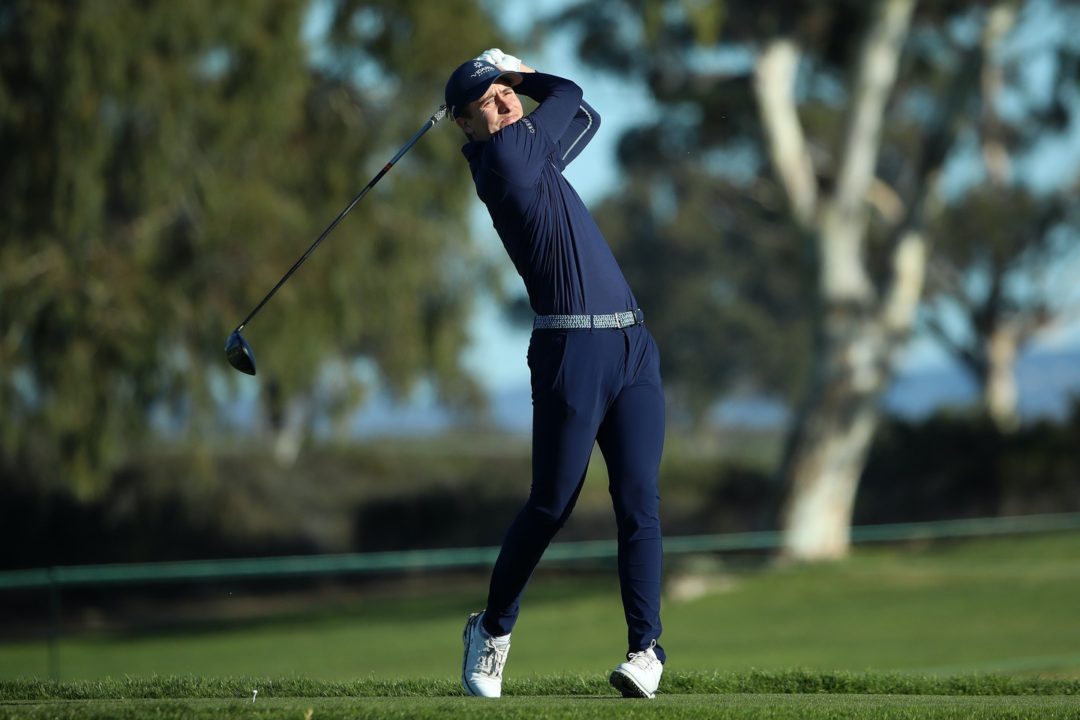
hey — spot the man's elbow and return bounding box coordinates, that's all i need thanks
[578,101,600,135]
[557,78,584,106]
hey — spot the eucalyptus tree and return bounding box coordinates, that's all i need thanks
[556,0,1056,559]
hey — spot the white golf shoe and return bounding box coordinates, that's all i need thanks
[609,641,663,699]
[461,611,511,698]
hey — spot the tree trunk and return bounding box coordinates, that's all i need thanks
[780,230,927,560]
[983,323,1021,431]
[976,1,1022,432]
[780,315,887,559]
[264,379,309,467]
[764,0,917,561]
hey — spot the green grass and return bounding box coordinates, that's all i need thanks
[2,672,1078,699]
[2,532,1080,717]
[3,531,1078,681]
[1,675,1078,719]
[4,695,1079,720]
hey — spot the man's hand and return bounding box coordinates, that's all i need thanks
[476,48,535,73]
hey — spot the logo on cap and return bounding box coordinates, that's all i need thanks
[469,61,497,79]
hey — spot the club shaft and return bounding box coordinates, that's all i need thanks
[233,105,448,333]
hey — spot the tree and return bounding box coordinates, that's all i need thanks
[919,0,1080,430]
[924,188,1075,430]
[557,0,1068,559]
[757,0,924,561]
[0,0,503,498]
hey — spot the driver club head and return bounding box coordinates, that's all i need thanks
[225,330,257,375]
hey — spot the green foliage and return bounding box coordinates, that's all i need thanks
[10,408,1080,568]
[922,186,1077,384]
[901,3,1080,417]
[858,408,1080,523]
[1,434,781,566]
[0,1,504,498]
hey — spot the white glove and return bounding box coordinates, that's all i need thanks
[475,48,522,72]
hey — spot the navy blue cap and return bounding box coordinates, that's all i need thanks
[445,59,522,119]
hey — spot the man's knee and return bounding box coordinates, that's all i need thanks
[614,508,661,542]
[520,497,572,533]
[610,480,660,516]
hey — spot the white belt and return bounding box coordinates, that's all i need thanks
[533,309,645,330]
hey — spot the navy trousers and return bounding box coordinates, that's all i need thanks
[482,323,666,663]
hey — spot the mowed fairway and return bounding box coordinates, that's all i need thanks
[1,532,1079,718]
[1,695,1079,720]
[2,676,1079,719]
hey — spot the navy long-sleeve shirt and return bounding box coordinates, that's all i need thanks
[462,72,638,316]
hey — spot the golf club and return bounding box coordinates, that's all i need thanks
[225,104,449,375]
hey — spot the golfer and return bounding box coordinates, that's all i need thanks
[446,49,666,699]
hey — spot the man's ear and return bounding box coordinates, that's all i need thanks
[455,116,473,138]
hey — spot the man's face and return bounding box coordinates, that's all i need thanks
[457,81,523,142]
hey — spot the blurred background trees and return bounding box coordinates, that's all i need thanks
[919,1,1080,432]
[555,0,1080,558]
[0,0,502,499]
[1,0,1078,569]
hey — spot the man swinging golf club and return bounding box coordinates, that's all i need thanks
[447,49,667,699]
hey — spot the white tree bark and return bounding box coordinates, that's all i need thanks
[756,0,918,562]
[984,323,1021,431]
[272,400,308,467]
[754,39,818,230]
[980,2,1017,187]
[882,229,930,337]
[978,1,1022,431]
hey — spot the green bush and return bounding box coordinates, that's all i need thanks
[856,408,1080,524]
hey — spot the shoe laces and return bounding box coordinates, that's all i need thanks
[476,637,509,678]
[626,640,659,671]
